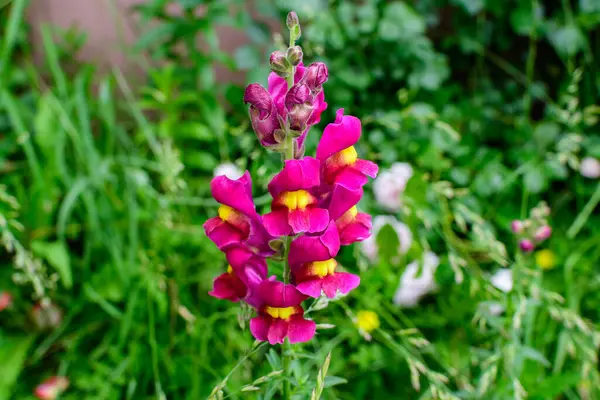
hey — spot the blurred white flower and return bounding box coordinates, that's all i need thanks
[373,162,413,211]
[213,163,244,180]
[393,252,439,307]
[360,215,412,262]
[490,269,513,293]
[479,301,505,316]
[580,157,600,179]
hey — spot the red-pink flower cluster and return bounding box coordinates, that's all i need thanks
[203,18,377,345]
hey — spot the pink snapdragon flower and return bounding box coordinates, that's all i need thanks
[289,224,360,298]
[209,247,267,307]
[206,12,378,348]
[250,280,316,344]
[263,157,329,236]
[203,172,273,256]
[316,109,378,190]
[0,291,12,311]
[323,183,372,245]
[34,376,69,400]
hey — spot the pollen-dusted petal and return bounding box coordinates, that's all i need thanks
[288,315,316,343]
[309,259,337,277]
[268,157,321,198]
[276,190,316,210]
[250,315,270,342]
[263,210,293,237]
[264,306,297,319]
[316,109,361,161]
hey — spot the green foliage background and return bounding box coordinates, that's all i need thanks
[1,0,599,398]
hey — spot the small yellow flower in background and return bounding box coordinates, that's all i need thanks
[535,249,556,270]
[356,310,380,333]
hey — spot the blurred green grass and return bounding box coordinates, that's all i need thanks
[1,0,600,399]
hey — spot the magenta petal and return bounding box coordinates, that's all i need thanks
[209,273,246,302]
[268,157,321,198]
[246,218,276,257]
[257,280,306,307]
[211,172,258,218]
[326,272,360,298]
[334,167,370,191]
[289,224,340,266]
[288,209,311,234]
[268,318,289,344]
[204,217,244,249]
[263,210,292,237]
[250,316,270,342]
[308,208,329,233]
[354,159,379,179]
[225,245,254,269]
[316,109,361,161]
[288,316,316,343]
[339,213,372,245]
[295,280,324,298]
[327,184,363,220]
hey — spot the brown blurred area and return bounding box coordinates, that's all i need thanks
[26,0,274,84]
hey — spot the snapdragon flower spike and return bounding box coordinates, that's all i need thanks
[316,109,378,190]
[203,172,273,256]
[209,248,267,307]
[250,279,316,344]
[289,224,360,298]
[324,183,372,245]
[263,157,329,236]
[244,84,282,147]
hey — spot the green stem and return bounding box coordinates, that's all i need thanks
[281,39,296,400]
[567,182,600,239]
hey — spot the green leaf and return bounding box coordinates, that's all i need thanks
[378,2,424,41]
[529,372,581,398]
[523,164,548,194]
[323,376,348,388]
[31,240,72,289]
[533,122,560,148]
[376,224,400,262]
[547,24,586,58]
[0,335,35,400]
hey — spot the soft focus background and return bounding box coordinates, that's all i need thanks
[1,0,600,399]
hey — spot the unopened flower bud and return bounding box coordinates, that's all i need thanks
[285,84,314,132]
[286,45,303,66]
[519,239,535,253]
[534,225,552,242]
[244,84,280,147]
[286,11,301,40]
[511,220,524,234]
[302,62,328,93]
[269,50,291,78]
[31,302,63,330]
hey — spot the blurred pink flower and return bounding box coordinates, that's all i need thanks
[34,376,69,400]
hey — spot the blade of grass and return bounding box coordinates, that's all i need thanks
[0,0,28,82]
